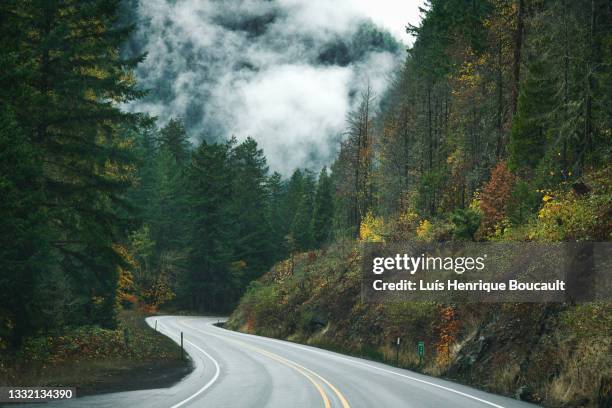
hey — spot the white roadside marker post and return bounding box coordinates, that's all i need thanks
[396,337,401,367]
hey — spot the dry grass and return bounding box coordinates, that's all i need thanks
[492,363,521,395]
[547,336,611,407]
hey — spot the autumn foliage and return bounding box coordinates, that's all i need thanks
[359,211,385,242]
[435,306,460,367]
[479,161,515,235]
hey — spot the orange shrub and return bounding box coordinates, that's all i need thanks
[479,161,515,235]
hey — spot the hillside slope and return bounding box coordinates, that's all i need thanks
[227,243,610,407]
[227,169,612,408]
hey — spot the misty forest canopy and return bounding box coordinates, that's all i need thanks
[1,0,611,357]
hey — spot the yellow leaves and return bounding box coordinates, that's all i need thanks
[537,194,556,219]
[118,269,135,292]
[390,206,420,240]
[359,211,385,242]
[469,191,482,212]
[537,207,547,220]
[113,243,139,270]
[490,217,512,241]
[114,243,137,305]
[416,219,432,240]
[80,66,108,80]
[104,158,137,184]
[273,259,293,284]
[83,89,97,101]
[538,195,566,221]
[530,184,606,241]
[142,273,175,308]
[534,196,569,241]
[92,296,105,305]
[457,70,481,88]
[383,123,398,138]
[399,210,419,226]
[454,50,486,89]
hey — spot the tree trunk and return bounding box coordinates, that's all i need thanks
[511,0,525,115]
[496,34,504,158]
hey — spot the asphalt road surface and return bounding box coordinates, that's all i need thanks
[25,316,539,407]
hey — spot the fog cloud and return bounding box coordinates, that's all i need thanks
[125,0,404,174]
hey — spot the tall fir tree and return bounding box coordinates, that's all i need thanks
[266,172,289,261]
[158,118,191,165]
[291,170,316,250]
[0,0,144,333]
[183,141,236,311]
[230,137,273,282]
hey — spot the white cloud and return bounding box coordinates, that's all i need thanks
[232,64,352,175]
[350,0,425,45]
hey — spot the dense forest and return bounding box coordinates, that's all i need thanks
[0,1,610,404]
[330,0,611,237]
[125,121,336,313]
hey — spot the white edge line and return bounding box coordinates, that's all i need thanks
[152,319,221,408]
[203,320,505,408]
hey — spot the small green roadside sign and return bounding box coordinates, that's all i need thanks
[418,341,425,357]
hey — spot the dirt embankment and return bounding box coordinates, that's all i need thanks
[227,243,611,408]
[0,310,192,397]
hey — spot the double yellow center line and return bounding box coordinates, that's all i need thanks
[180,321,350,408]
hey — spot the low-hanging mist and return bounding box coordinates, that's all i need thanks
[123,0,403,175]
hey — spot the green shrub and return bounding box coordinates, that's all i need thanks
[450,208,481,240]
[507,180,541,225]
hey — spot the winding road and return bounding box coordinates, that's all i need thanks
[35,316,538,407]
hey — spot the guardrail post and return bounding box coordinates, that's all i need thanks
[181,331,184,361]
[155,320,157,331]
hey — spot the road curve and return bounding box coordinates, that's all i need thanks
[31,316,539,407]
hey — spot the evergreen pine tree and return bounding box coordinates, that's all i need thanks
[291,170,316,250]
[508,60,555,175]
[158,118,191,165]
[266,172,289,261]
[230,137,273,282]
[183,141,236,311]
